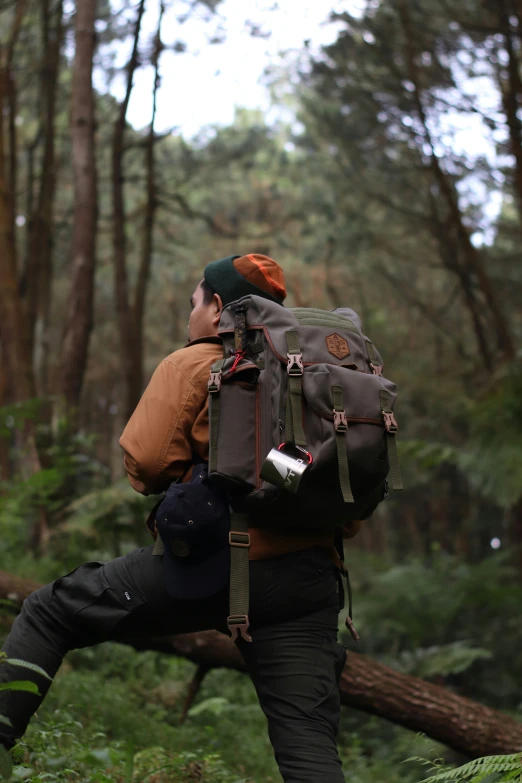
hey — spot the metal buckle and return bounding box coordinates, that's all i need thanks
[208,370,222,393]
[382,411,398,433]
[333,410,348,433]
[229,531,250,548]
[287,352,304,376]
[370,362,383,377]
[227,614,252,642]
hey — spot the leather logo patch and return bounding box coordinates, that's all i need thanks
[326,333,350,360]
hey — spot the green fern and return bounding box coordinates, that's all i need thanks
[407,752,522,783]
[0,657,53,781]
[0,745,12,781]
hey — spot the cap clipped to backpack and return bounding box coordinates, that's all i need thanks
[155,465,230,601]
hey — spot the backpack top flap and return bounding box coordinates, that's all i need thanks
[217,295,381,374]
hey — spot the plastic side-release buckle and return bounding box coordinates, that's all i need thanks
[208,370,222,394]
[382,411,398,433]
[333,410,348,433]
[370,363,383,377]
[287,352,304,376]
[228,614,252,642]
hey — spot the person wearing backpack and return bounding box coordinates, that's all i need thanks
[0,254,401,782]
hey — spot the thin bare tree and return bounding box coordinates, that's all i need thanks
[112,0,147,422]
[60,0,98,410]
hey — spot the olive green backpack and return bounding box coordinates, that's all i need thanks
[207,295,403,641]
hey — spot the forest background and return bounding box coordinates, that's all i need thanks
[0,0,522,781]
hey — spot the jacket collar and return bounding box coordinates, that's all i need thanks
[185,335,223,348]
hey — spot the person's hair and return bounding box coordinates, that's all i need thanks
[200,277,216,305]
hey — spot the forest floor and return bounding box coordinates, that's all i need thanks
[0,635,442,783]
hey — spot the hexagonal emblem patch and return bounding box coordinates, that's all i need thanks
[326,333,350,360]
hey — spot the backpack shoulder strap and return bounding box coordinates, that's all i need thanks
[228,512,252,643]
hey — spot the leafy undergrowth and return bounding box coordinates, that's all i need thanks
[0,641,434,783]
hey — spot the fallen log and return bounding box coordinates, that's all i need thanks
[1,569,521,758]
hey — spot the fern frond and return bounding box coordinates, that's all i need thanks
[419,753,522,783]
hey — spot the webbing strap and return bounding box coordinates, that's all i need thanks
[366,339,382,375]
[334,529,359,641]
[284,392,293,443]
[285,331,307,447]
[332,385,354,503]
[209,359,225,474]
[152,535,164,555]
[286,330,300,354]
[228,512,252,642]
[379,390,403,491]
[343,569,359,641]
[387,437,403,490]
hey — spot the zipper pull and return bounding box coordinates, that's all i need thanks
[346,616,360,642]
[230,350,246,373]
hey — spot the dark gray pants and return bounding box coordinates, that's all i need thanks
[0,546,346,782]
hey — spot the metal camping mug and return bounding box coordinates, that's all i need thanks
[260,444,313,494]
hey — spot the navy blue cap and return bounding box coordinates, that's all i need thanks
[155,464,230,600]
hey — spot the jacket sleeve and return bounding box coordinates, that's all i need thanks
[119,357,205,495]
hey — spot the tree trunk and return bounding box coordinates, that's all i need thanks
[112,0,146,422]
[0,2,34,405]
[0,4,46,545]
[323,238,344,309]
[398,0,515,364]
[132,2,164,403]
[60,0,98,411]
[508,496,522,578]
[1,570,521,759]
[0,342,11,483]
[26,0,64,392]
[489,1,522,227]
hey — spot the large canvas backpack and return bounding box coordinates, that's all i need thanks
[207,295,403,640]
[208,295,402,528]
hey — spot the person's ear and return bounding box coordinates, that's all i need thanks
[211,293,223,326]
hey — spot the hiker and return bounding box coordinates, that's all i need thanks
[0,254,396,782]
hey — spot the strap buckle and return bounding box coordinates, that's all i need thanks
[333,410,348,433]
[229,531,250,548]
[382,411,398,433]
[208,370,222,394]
[228,614,252,642]
[370,363,383,377]
[287,352,304,376]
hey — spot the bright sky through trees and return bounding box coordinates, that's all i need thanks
[103,0,349,136]
[96,0,505,240]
